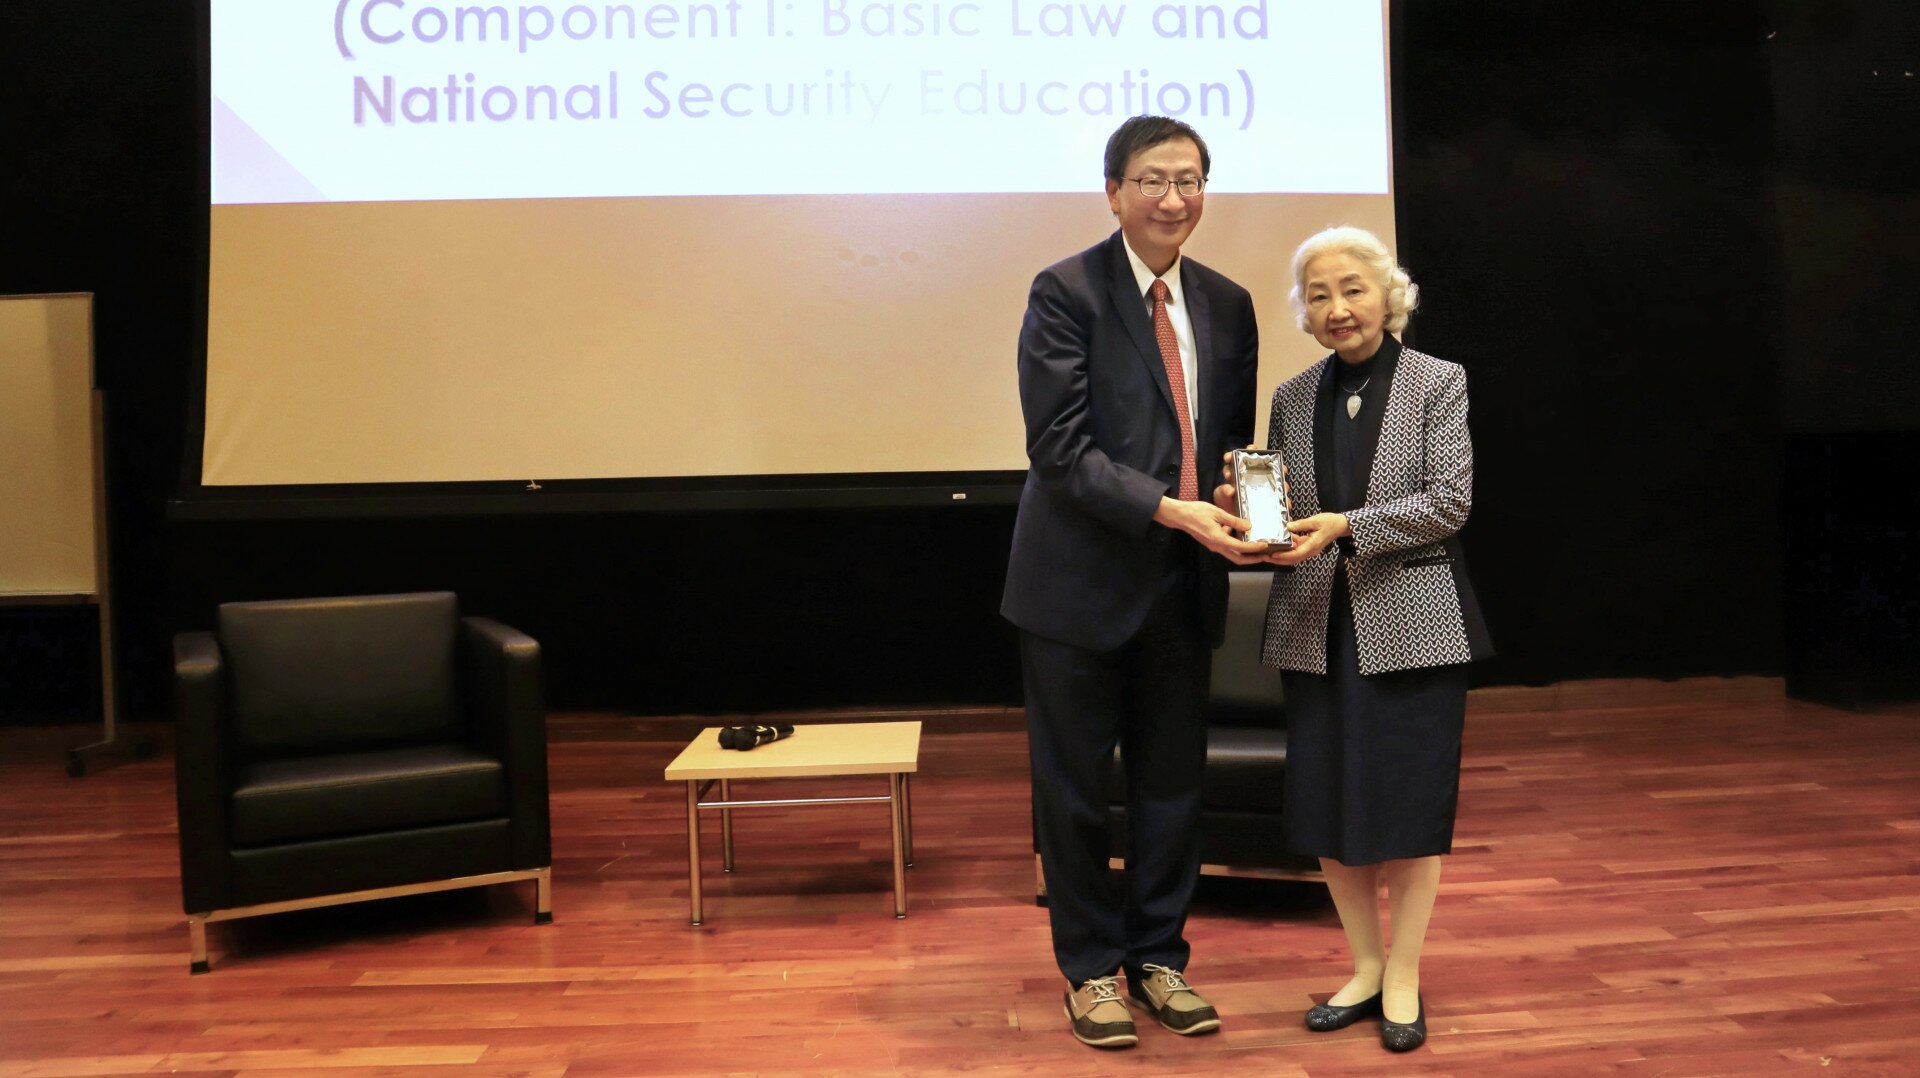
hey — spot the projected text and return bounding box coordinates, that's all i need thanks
[213,0,1390,201]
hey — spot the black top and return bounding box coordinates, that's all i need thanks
[1320,335,1401,514]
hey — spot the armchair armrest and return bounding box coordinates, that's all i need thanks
[460,616,550,867]
[174,631,231,913]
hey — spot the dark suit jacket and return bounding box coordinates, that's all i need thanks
[1001,230,1260,651]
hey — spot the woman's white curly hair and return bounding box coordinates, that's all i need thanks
[1287,226,1419,334]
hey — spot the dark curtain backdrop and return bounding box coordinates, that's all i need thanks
[3,4,203,721]
[1766,2,1920,704]
[1392,3,1783,681]
[3,2,1914,720]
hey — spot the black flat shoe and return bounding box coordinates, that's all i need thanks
[1304,990,1382,1032]
[1380,995,1426,1052]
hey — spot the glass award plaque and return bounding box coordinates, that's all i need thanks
[1232,448,1293,548]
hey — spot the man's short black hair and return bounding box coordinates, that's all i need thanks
[1103,116,1211,183]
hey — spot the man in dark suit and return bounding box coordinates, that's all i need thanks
[1002,115,1267,1049]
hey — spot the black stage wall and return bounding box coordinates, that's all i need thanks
[1768,3,1920,706]
[1394,3,1782,683]
[3,2,1914,721]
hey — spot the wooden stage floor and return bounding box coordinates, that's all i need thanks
[1,678,1916,1076]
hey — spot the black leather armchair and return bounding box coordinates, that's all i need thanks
[174,591,552,972]
[1037,571,1318,902]
[1128,570,1319,879]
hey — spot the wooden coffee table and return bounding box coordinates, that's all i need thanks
[663,721,921,925]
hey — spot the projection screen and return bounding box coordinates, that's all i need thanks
[204,0,1395,487]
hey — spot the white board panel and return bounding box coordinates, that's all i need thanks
[0,294,99,597]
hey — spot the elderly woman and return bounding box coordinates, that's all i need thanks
[1220,226,1490,1052]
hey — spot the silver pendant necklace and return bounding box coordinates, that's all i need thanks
[1339,374,1372,419]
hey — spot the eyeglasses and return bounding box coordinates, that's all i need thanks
[1124,176,1206,198]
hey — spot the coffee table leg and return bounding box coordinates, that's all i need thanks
[889,772,908,918]
[903,773,914,868]
[720,778,735,873]
[685,780,704,926]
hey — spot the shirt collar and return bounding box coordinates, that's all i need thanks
[1120,235,1186,308]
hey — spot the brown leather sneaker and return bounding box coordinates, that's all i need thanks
[1063,975,1139,1048]
[1127,964,1222,1035]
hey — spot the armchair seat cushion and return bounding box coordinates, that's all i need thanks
[1197,726,1288,812]
[231,743,505,848]
[1108,726,1288,814]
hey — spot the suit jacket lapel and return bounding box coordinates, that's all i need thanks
[1104,233,1176,416]
[1182,259,1215,449]
[1355,336,1402,500]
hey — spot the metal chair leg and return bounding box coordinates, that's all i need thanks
[188,916,210,974]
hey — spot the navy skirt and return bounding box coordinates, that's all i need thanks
[1281,563,1469,866]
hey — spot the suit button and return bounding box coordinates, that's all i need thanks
[1164,467,1177,476]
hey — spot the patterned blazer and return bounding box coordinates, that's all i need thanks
[1261,340,1492,675]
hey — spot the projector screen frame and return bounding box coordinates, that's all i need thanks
[176,0,1410,520]
[167,471,1023,520]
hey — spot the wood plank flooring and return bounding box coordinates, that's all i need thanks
[1,679,1916,1076]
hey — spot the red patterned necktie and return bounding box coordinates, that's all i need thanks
[1149,278,1198,501]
